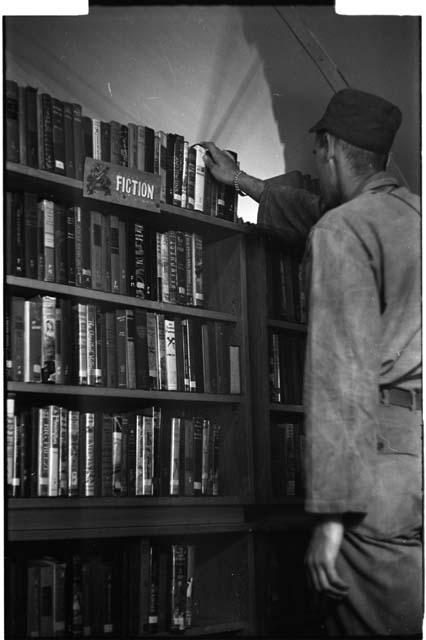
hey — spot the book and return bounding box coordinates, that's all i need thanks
[170,545,187,631]
[11,192,25,277]
[86,303,97,386]
[41,295,56,383]
[10,296,25,382]
[38,199,55,282]
[58,407,68,496]
[79,412,96,497]
[54,203,67,284]
[100,120,111,162]
[148,545,160,632]
[63,101,75,178]
[167,230,178,305]
[47,405,60,496]
[110,120,121,165]
[18,85,27,165]
[90,210,104,291]
[169,417,182,495]
[37,407,50,496]
[24,296,42,383]
[66,206,76,286]
[147,312,159,390]
[144,126,155,173]
[73,303,88,385]
[105,311,117,388]
[192,417,203,495]
[112,415,123,496]
[23,192,38,280]
[52,98,65,174]
[68,410,80,496]
[165,319,177,391]
[82,115,93,161]
[186,146,196,210]
[26,563,41,637]
[176,231,187,305]
[37,93,45,170]
[185,545,195,628]
[118,218,127,294]
[193,144,206,212]
[173,134,184,206]
[128,539,150,636]
[135,309,149,390]
[128,122,138,168]
[181,140,189,209]
[72,103,84,180]
[25,86,38,168]
[166,133,176,205]
[92,118,102,160]
[120,124,128,166]
[136,125,146,172]
[5,79,20,162]
[183,418,194,496]
[6,396,16,497]
[192,233,204,307]
[109,215,120,293]
[134,222,146,298]
[156,314,167,390]
[80,207,92,288]
[184,232,193,305]
[201,418,211,495]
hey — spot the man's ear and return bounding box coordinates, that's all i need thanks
[324,132,336,161]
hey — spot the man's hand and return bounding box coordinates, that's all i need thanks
[199,141,237,185]
[305,516,349,600]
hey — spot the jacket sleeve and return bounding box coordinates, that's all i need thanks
[303,220,381,515]
[257,176,323,242]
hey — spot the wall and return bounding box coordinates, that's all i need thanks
[5,6,420,222]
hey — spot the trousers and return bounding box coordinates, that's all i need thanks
[325,405,423,636]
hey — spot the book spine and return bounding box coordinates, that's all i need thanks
[192,233,204,307]
[80,412,96,497]
[23,192,38,280]
[156,314,167,390]
[184,233,193,306]
[5,79,20,162]
[95,307,105,386]
[115,310,127,388]
[25,296,42,383]
[100,121,111,162]
[173,134,184,206]
[110,120,121,164]
[176,231,187,305]
[37,407,50,496]
[156,231,162,301]
[103,211,111,293]
[160,232,170,303]
[159,131,167,203]
[120,414,129,496]
[142,415,154,496]
[80,208,92,288]
[11,193,25,277]
[47,405,60,496]
[166,133,176,205]
[192,418,203,495]
[40,199,55,282]
[120,124,128,166]
[201,419,211,495]
[211,423,221,496]
[118,219,127,295]
[72,103,84,180]
[74,303,88,385]
[167,230,178,305]
[86,303,97,386]
[165,319,177,391]
[105,311,117,388]
[66,206,76,286]
[68,410,80,496]
[135,309,149,390]
[92,118,102,160]
[135,222,146,298]
[27,564,41,638]
[170,545,187,631]
[147,312,159,390]
[25,86,38,168]
[181,319,190,392]
[201,323,212,393]
[82,115,93,160]
[41,295,56,383]
[135,414,143,496]
[144,126,155,172]
[181,140,189,209]
[18,85,27,165]
[125,309,137,389]
[127,414,136,496]
[52,98,65,174]
[90,210,104,291]
[37,94,45,170]
[63,101,75,178]
[183,418,194,496]
[6,397,16,496]
[40,93,52,171]
[136,125,146,171]
[187,146,196,210]
[193,144,205,212]
[127,221,136,297]
[128,122,138,168]
[109,215,120,293]
[185,545,195,628]
[112,415,123,495]
[169,418,181,496]
[153,407,161,496]
[58,407,68,496]
[74,205,83,287]
[54,203,67,284]
[148,544,160,631]
[99,414,113,497]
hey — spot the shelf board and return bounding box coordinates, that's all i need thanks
[8,499,251,541]
[7,382,242,403]
[6,276,238,323]
[6,162,250,234]
[267,319,307,332]
[269,403,304,413]
[161,621,246,637]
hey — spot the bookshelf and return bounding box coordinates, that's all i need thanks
[5,154,257,637]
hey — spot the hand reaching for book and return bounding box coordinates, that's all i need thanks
[199,142,237,185]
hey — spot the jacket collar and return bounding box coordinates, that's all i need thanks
[351,171,400,199]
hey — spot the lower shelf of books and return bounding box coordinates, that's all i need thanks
[6,532,253,638]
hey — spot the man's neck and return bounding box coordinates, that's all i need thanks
[342,169,378,202]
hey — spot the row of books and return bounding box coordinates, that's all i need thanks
[269,331,305,404]
[7,191,204,305]
[5,80,238,219]
[7,296,240,393]
[19,542,194,637]
[268,251,306,323]
[7,399,221,498]
[270,422,305,497]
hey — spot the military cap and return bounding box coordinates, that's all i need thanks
[309,88,402,154]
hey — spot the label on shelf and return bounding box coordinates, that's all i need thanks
[83,158,160,211]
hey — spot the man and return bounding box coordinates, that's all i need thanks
[202,88,422,636]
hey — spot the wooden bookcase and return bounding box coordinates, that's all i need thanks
[245,231,324,637]
[5,161,257,638]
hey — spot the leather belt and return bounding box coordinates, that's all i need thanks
[379,387,422,411]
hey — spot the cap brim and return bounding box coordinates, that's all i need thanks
[309,118,326,133]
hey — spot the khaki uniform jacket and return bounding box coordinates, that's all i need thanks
[258,172,421,534]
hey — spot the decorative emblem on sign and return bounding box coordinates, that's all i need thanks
[83,157,161,211]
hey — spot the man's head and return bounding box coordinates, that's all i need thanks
[310,88,402,209]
